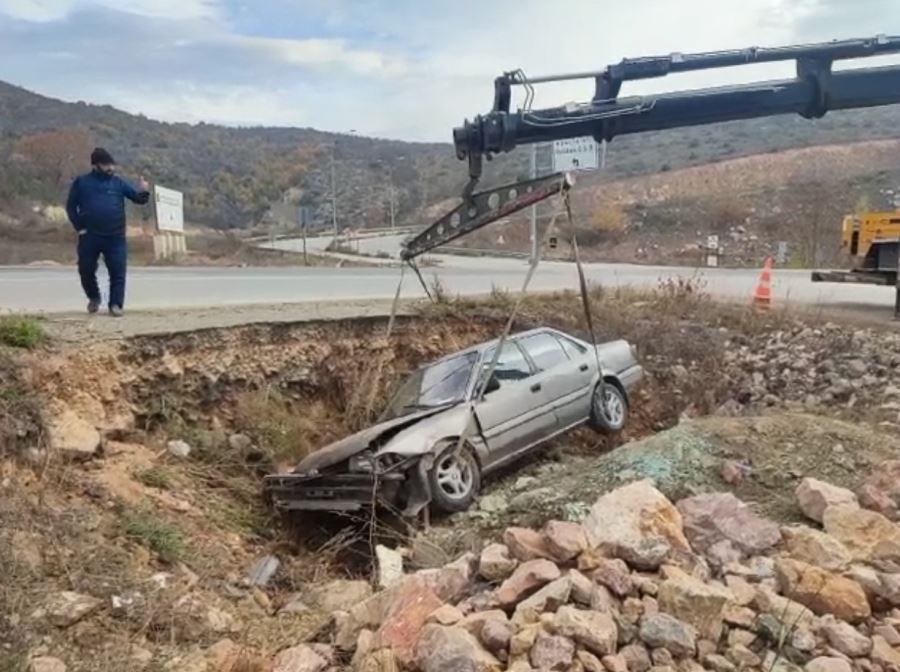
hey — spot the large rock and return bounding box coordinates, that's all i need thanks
[376,545,405,589]
[530,631,575,671]
[373,578,445,667]
[858,461,900,521]
[753,586,816,630]
[657,573,732,641]
[774,559,870,624]
[591,558,634,598]
[620,644,652,672]
[553,606,617,656]
[479,544,517,582]
[504,528,553,562]
[781,526,852,572]
[45,405,100,460]
[334,588,398,651]
[677,493,780,565]
[819,616,872,657]
[796,479,858,523]
[823,505,900,570]
[805,658,852,672]
[512,576,571,626]
[29,658,67,672]
[870,635,900,669]
[638,614,697,658]
[583,480,690,570]
[170,595,239,641]
[308,579,373,613]
[495,559,560,607]
[271,645,329,672]
[480,618,514,655]
[43,591,102,627]
[416,625,500,672]
[542,521,588,563]
[420,553,476,603]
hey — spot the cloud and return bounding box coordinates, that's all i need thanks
[0,0,221,21]
[1,0,899,141]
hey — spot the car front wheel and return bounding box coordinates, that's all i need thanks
[589,381,628,434]
[428,442,481,514]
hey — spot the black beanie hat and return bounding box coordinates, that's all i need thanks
[90,147,115,166]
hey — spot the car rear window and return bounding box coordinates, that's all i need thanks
[482,341,532,381]
[519,332,570,371]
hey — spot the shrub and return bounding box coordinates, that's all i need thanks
[0,316,46,349]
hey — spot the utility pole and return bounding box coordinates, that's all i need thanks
[388,164,396,230]
[330,145,338,243]
[529,143,538,264]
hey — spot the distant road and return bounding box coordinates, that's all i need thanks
[1,258,898,323]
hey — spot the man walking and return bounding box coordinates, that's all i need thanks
[66,147,150,316]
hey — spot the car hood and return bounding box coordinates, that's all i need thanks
[292,405,453,474]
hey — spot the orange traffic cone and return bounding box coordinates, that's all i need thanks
[753,256,773,309]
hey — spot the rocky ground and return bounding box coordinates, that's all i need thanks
[317,472,900,672]
[4,289,900,671]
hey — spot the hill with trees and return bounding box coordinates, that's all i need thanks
[3,79,900,243]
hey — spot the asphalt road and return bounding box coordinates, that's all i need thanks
[1,257,897,319]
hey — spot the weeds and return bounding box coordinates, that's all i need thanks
[429,274,448,303]
[232,387,325,464]
[135,466,173,490]
[123,510,185,564]
[0,316,46,349]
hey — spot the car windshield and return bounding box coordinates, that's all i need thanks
[381,351,478,420]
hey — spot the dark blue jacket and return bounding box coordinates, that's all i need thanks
[66,170,150,237]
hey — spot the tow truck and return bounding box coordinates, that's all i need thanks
[399,34,900,315]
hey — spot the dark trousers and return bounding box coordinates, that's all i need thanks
[77,233,127,309]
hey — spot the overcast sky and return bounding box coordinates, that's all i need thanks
[0,0,897,141]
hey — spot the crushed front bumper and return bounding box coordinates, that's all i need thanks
[263,471,405,512]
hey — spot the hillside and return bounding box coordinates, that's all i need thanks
[3,79,900,239]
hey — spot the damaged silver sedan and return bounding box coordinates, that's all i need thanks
[263,327,642,517]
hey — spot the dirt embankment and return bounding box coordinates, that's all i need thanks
[4,289,900,670]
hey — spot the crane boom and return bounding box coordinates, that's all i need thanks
[401,34,900,261]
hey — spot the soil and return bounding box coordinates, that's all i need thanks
[4,288,900,669]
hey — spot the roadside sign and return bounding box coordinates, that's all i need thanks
[552,137,600,172]
[154,185,184,233]
[706,234,720,267]
[776,241,788,264]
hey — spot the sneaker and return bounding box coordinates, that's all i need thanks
[87,299,100,314]
[109,305,124,317]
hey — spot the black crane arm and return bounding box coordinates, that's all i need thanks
[401,34,900,261]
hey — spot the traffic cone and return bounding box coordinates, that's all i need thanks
[753,256,773,309]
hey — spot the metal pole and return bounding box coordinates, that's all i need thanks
[331,146,338,242]
[529,143,538,263]
[389,177,396,231]
[299,206,308,266]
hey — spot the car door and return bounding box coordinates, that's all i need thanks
[472,339,558,465]
[519,331,597,428]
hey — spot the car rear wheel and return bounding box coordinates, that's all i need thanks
[589,381,628,434]
[428,443,481,514]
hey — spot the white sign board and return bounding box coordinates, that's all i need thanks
[154,185,184,233]
[552,137,600,172]
[706,235,719,250]
[776,241,788,264]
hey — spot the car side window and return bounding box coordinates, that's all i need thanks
[557,335,587,359]
[519,332,570,371]
[482,341,532,383]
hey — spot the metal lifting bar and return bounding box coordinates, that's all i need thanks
[403,34,900,261]
[462,34,900,180]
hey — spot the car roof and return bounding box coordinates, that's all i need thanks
[428,326,585,366]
